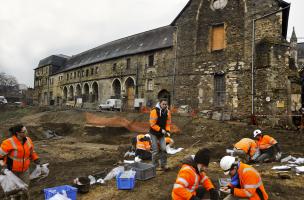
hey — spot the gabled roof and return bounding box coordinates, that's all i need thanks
[53,26,174,74]
[171,0,191,25]
[36,54,69,69]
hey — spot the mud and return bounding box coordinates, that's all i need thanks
[0,107,303,199]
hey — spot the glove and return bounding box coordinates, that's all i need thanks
[166,132,171,137]
[275,152,282,161]
[161,129,166,134]
[34,159,41,165]
[209,189,220,200]
[220,187,231,194]
[190,196,200,200]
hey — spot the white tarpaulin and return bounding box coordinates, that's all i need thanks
[166,146,184,155]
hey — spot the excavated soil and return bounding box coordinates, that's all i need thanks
[0,107,303,199]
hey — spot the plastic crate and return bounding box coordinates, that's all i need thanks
[126,162,156,180]
[116,171,136,190]
[44,185,77,200]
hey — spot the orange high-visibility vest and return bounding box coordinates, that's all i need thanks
[256,135,277,150]
[165,137,174,145]
[149,108,171,133]
[232,162,268,200]
[136,135,151,151]
[172,164,214,200]
[234,138,258,157]
[0,136,39,172]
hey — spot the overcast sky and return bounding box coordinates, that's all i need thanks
[0,0,302,87]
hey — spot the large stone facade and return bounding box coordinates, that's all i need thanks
[34,0,300,126]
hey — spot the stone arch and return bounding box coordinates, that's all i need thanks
[63,87,68,101]
[68,85,74,101]
[75,84,81,98]
[112,79,121,99]
[124,77,135,109]
[158,89,171,106]
[83,83,90,102]
[92,81,99,102]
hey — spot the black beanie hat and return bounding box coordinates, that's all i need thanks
[194,148,211,166]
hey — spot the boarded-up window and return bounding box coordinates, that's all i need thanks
[214,74,226,107]
[211,24,225,51]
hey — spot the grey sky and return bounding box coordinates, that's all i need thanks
[0,0,302,87]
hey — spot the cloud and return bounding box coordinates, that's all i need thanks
[0,0,303,87]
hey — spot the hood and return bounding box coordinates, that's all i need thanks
[155,102,168,117]
[181,155,199,173]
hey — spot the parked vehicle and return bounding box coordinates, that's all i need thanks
[0,96,8,104]
[99,99,121,111]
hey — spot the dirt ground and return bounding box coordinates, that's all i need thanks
[0,106,303,200]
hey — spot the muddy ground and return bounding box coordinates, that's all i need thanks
[0,106,303,200]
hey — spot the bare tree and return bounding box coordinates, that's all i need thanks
[0,72,18,96]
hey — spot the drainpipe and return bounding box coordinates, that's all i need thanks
[172,26,178,107]
[251,5,290,117]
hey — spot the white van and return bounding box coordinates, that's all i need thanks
[0,96,8,104]
[99,99,121,111]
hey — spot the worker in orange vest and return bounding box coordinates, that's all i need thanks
[131,134,152,160]
[220,156,268,200]
[253,129,281,163]
[149,98,171,171]
[165,136,174,147]
[0,124,40,199]
[233,138,260,163]
[172,148,219,200]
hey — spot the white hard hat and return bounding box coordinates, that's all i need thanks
[220,156,236,175]
[144,134,151,139]
[253,129,262,138]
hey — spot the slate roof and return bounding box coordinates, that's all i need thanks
[37,26,175,74]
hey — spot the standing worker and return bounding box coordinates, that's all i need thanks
[253,129,281,162]
[233,138,260,163]
[219,156,268,200]
[0,124,40,199]
[149,98,171,171]
[172,148,219,200]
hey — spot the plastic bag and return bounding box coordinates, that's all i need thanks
[103,166,124,181]
[49,190,71,200]
[30,163,49,180]
[30,165,42,180]
[0,169,28,193]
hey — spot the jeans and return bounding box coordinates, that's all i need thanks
[149,133,167,167]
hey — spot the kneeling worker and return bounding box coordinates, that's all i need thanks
[219,156,268,200]
[172,148,219,200]
[253,129,281,163]
[132,134,152,160]
[233,138,259,163]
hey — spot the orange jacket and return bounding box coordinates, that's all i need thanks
[231,162,268,200]
[165,137,174,145]
[0,136,39,172]
[256,135,277,150]
[172,164,214,200]
[136,135,151,151]
[149,107,171,133]
[234,138,258,158]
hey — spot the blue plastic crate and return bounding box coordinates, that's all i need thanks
[116,171,136,190]
[44,185,77,200]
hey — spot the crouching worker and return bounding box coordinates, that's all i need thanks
[0,124,40,200]
[165,136,174,148]
[172,148,219,200]
[253,129,282,163]
[131,134,152,160]
[219,156,268,200]
[233,138,260,163]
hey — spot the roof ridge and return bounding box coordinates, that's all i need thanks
[70,25,173,58]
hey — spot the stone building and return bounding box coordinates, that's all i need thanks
[34,0,300,126]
